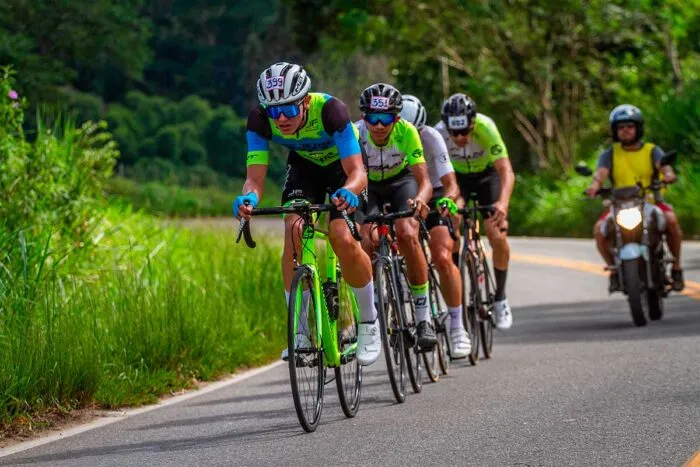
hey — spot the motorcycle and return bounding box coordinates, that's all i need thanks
[575,151,677,326]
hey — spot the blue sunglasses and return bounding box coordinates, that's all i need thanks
[364,113,396,126]
[266,101,303,120]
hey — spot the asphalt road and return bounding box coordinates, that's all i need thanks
[2,238,699,467]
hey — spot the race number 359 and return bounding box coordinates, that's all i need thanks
[266,77,285,91]
[370,96,390,110]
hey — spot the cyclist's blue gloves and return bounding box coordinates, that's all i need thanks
[233,192,259,218]
[331,188,359,209]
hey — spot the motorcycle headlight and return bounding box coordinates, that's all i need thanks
[616,207,642,230]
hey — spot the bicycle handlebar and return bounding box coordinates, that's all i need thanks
[236,202,362,248]
[363,208,416,224]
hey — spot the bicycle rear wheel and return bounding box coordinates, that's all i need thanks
[479,251,494,359]
[376,258,407,403]
[398,264,423,394]
[288,266,324,432]
[334,271,362,418]
[461,249,480,366]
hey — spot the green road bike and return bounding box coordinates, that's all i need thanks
[237,200,363,432]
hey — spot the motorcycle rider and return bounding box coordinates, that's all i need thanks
[586,104,684,292]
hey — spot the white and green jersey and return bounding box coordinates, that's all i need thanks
[435,113,508,175]
[420,125,454,189]
[355,118,426,182]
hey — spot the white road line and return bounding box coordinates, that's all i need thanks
[0,361,284,458]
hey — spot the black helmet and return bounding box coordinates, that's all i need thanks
[359,83,403,114]
[441,93,477,130]
[609,104,644,141]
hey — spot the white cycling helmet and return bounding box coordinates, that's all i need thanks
[400,94,427,130]
[256,62,311,106]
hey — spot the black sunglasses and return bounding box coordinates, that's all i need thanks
[448,128,471,137]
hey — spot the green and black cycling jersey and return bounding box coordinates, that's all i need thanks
[246,92,361,167]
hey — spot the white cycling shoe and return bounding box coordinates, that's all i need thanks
[494,298,513,330]
[281,333,313,361]
[450,327,471,358]
[356,319,381,366]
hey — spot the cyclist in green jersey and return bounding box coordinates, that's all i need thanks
[234,62,381,366]
[436,94,515,330]
[356,83,436,348]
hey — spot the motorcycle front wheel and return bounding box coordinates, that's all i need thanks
[622,259,647,327]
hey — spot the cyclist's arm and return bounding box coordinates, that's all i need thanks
[405,124,432,203]
[494,158,515,209]
[324,98,368,194]
[410,162,433,204]
[242,164,268,201]
[243,107,273,200]
[478,116,513,209]
[440,172,460,201]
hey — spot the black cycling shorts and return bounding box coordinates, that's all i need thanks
[281,151,367,223]
[366,174,418,218]
[456,169,501,219]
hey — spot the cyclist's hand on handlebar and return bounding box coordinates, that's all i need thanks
[331,187,359,214]
[437,197,458,217]
[233,192,258,220]
[408,198,429,219]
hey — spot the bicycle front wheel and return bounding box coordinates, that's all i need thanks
[398,263,423,394]
[479,251,494,359]
[423,276,443,382]
[461,249,480,366]
[288,266,324,432]
[335,270,362,418]
[376,258,407,403]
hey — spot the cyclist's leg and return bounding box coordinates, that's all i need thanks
[427,191,470,356]
[360,184,383,257]
[326,161,379,365]
[478,172,513,329]
[392,175,434,346]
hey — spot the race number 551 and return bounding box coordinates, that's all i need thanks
[370,96,390,110]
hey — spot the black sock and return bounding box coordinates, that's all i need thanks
[452,252,460,267]
[494,268,507,301]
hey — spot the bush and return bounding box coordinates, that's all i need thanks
[0,68,118,239]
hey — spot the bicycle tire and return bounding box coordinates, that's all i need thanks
[423,275,444,381]
[376,258,407,403]
[479,249,494,359]
[461,248,480,366]
[433,277,451,375]
[398,263,423,394]
[334,270,362,418]
[288,266,325,432]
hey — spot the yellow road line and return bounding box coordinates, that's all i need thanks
[510,253,700,301]
[684,450,700,467]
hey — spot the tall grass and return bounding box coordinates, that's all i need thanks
[105,176,283,217]
[0,208,285,424]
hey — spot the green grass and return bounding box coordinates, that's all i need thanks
[0,206,286,428]
[105,176,284,217]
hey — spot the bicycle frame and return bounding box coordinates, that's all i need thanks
[292,219,359,368]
